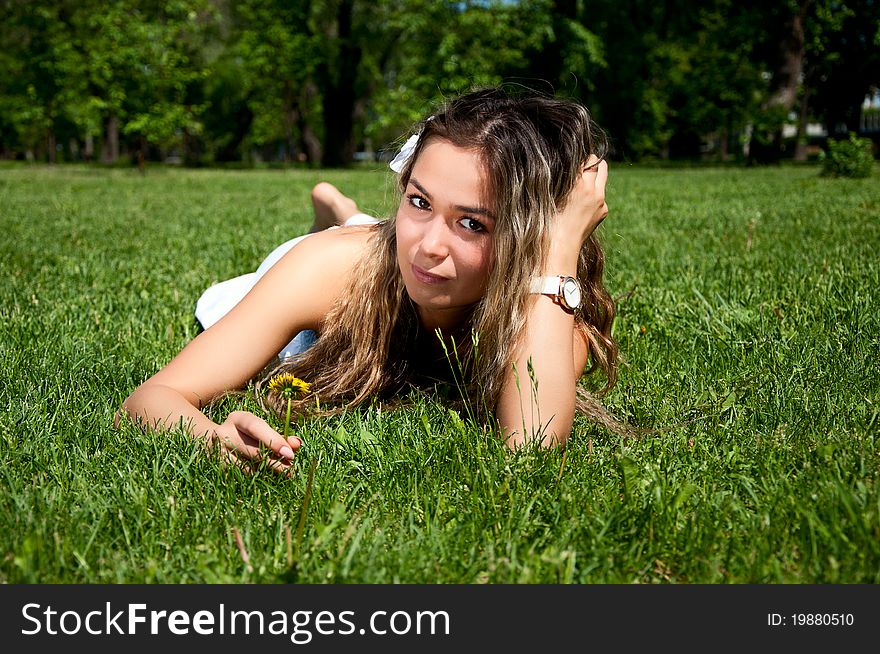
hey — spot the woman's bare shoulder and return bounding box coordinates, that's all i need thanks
[252,224,378,321]
[291,224,377,263]
[272,225,376,286]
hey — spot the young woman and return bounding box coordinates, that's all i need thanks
[120,87,619,474]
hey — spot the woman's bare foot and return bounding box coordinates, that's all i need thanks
[309,182,360,233]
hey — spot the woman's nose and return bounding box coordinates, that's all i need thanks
[419,216,450,259]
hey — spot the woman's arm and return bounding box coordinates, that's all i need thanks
[496,160,609,448]
[119,227,372,471]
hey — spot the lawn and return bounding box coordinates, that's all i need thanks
[1,162,878,583]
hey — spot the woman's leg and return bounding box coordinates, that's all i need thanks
[309,182,361,233]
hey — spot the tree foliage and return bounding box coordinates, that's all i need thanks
[0,0,876,164]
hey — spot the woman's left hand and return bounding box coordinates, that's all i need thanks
[549,157,608,261]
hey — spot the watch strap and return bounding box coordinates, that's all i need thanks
[529,276,562,295]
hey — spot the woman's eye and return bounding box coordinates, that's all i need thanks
[459,217,485,233]
[407,194,430,211]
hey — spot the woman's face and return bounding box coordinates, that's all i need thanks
[396,138,496,331]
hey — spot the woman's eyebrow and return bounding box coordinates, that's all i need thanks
[409,176,494,218]
[409,177,431,199]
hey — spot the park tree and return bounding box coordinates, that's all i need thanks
[64,1,148,163]
[740,0,817,163]
[513,0,605,98]
[0,0,212,164]
[663,2,766,160]
[0,0,87,162]
[744,0,879,162]
[113,1,213,168]
[228,0,555,167]
[230,0,323,163]
[572,0,764,160]
[228,0,409,166]
[804,0,880,141]
[313,0,376,167]
[365,0,556,156]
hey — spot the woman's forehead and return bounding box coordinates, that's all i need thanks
[410,139,494,212]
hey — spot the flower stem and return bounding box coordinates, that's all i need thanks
[284,397,292,439]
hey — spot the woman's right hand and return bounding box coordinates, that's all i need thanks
[212,410,303,474]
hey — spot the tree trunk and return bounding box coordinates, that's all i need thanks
[283,81,296,163]
[215,102,253,162]
[182,128,199,166]
[138,136,146,175]
[297,80,323,164]
[84,133,94,161]
[47,126,56,164]
[757,0,811,163]
[544,0,577,88]
[765,6,808,111]
[321,77,359,167]
[321,0,360,168]
[101,115,119,163]
[794,86,810,161]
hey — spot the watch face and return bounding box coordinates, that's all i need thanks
[562,278,581,309]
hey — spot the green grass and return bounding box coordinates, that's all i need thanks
[1,162,878,583]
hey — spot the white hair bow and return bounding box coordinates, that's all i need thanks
[389,133,420,173]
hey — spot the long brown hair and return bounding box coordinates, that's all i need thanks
[263,88,624,433]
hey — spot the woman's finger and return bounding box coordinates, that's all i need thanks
[263,457,295,476]
[230,411,301,460]
[595,159,608,192]
[218,434,261,460]
[220,445,293,477]
[584,154,602,171]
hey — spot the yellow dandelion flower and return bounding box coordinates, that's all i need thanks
[268,373,312,440]
[268,373,312,399]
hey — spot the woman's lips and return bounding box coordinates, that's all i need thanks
[411,264,449,284]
